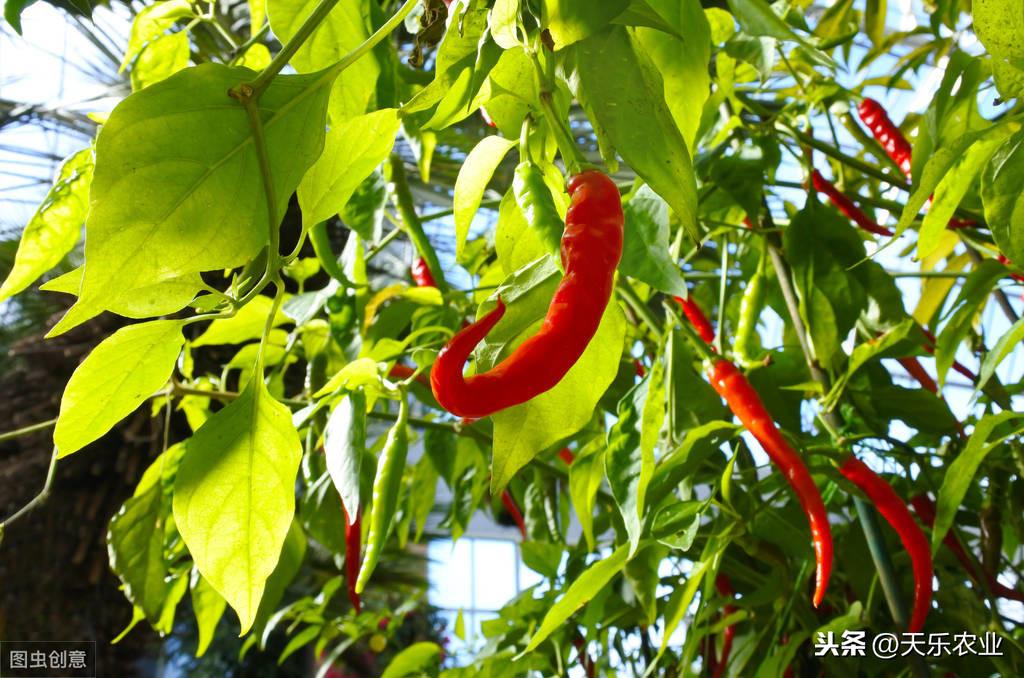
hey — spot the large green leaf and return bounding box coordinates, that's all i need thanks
[453,136,517,259]
[268,0,378,121]
[482,259,627,492]
[521,543,631,653]
[982,128,1024,267]
[130,31,190,92]
[173,376,303,634]
[575,26,700,242]
[55,319,185,457]
[108,483,169,624]
[324,390,367,517]
[606,379,652,556]
[0,148,92,303]
[40,266,202,320]
[50,64,334,336]
[120,0,194,69]
[541,0,629,49]
[620,184,687,296]
[298,108,400,228]
[973,0,1024,62]
[633,0,710,150]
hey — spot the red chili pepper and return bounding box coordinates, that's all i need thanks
[342,505,362,613]
[911,494,1024,603]
[998,254,1024,283]
[431,170,623,418]
[897,357,938,394]
[707,360,833,607]
[480,107,497,128]
[811,170,894,236]
[711,575,737,678]
[411,256,438,288]
[633,359,646,378]
[557,447,575,465]
[840,457,933,632]
[674,295,716,344]
[500,489,527,540]
[857,98,913,178]
[918,328,977,382]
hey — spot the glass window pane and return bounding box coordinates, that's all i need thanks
[472,539,517,609]
[428,538,472,609]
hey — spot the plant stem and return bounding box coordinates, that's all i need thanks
[538,91,584,176]
[231,21,271,61]
[246,0,343,95]
[388,154,450,292]
[1,447,58,530]
[0,418,57,443]
[616,280,662,340]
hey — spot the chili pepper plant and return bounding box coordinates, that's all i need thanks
[1,0,1023,676]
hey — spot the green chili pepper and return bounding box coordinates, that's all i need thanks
[354,396,409,594]
[310,221,357,288]
[734,270,766,367]
[512,161,564,257]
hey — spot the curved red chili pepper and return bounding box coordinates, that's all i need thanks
[431,170,624,418]
[342,505,362,613]
[708,360,833,607]
[674,296,716,344]
[840,457,933,632]
[711,575,737,678]
[557,447,575,465]
[811,170,894,236]
[911,494,1024,603]
[411,256,438,288]
[633,359,646,378]
[571,635,596,678]
[858,98,913,178]
[500,489,527,540]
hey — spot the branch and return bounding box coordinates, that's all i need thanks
[0,447,58,532]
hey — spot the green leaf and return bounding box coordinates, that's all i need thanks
[624,542,668,625]
[521,541,565,579]
[380,642,441,678]
[620,185,686,296]
[976,315,1024,395]
[484,262,627,492]
[324,389,367,518]
[402,4,490,115]
[575,26,700,242]
[55,319,185,457]
[252,519,307,634]
[0,148,92,304]
[605,379,652,556]
[933,411,1024,550]
[268,0,378,120]
[521,543,631,653]
[541,0,630,49]
[173,376,303,634]
[973,0,1024,61]
[982,128,1024,266]
[40,266,202,321]
[130,31,190,91]
[726,0,833,68]
[569,438,607,550]
[658,560,709,656]
[934,261,1005,386]
[193,295,290,347]
[108,483,169,624]
[918,129,1007,260]
[824,318,914,408]
[120,0,194,70]
[298,108,400,228]
[50,64,334,336]
[190,571,227,657]
[453,136,517,259]
[490,0,524,49]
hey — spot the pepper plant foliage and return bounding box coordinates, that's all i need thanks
[3,0,1024,675]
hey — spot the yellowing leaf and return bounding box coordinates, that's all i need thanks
[173,377,303,634]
